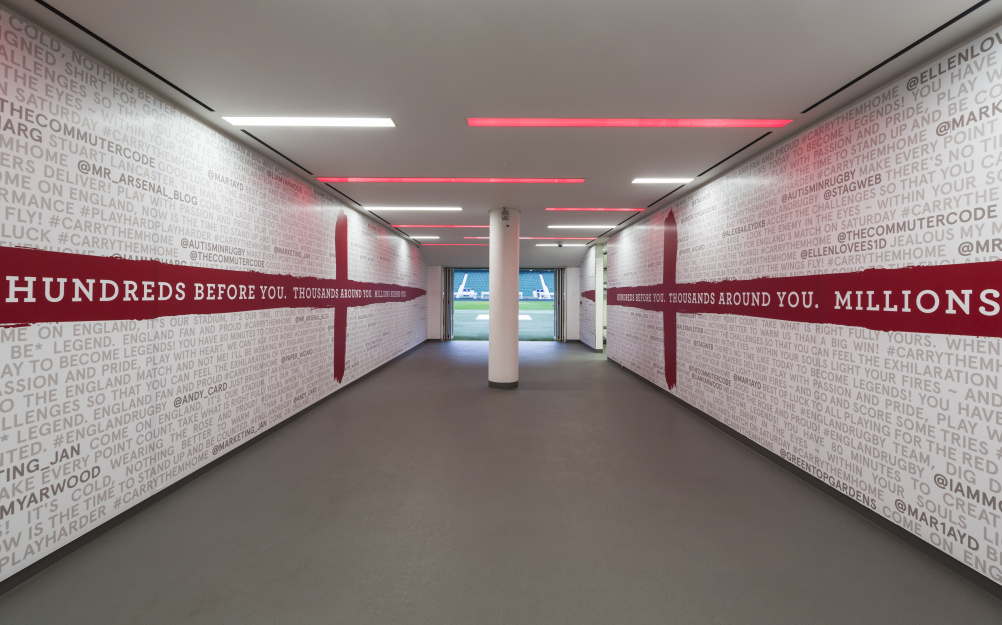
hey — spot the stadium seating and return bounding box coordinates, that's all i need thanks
[453,270,555,300]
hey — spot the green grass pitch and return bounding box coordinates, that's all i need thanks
[451,299,554,340]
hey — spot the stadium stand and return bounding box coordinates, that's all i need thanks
[453,270,555,300]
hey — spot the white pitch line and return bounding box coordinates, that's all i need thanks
[476,314,532,320]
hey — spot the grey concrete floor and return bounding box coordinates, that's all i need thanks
[2,341,1002,624]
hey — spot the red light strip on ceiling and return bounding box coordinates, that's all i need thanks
[546,207,644,212]
[393,224,489,228]
[467,118,792,128]
[463,237,596,240]
[421,243,489,246]
[318,177,585,183]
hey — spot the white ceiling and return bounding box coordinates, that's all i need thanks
[10,0,1002,267]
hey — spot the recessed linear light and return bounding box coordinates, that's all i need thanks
[468,118,792,128]
[547,225,617,229]
[546,207,644,212]
[223,117,395,127]
[632,178,693,184]
[422,243,488,246]
[366,207,462,211]
[463,237,596,240]
[392,224,488,228]
[318,177,584,184]
[536,244,586,247]
[409,236,440,240]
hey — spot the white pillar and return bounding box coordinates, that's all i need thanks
[594,242,605,352]
[426,265,442,340]
[488,207,520,388]
[564,266,580,341]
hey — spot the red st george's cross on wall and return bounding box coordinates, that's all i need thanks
[585,211,1002,389]
[0,210,426,383]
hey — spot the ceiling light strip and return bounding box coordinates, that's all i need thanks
[422,243,489,246]
[392,224,488,228]
[546,207,644,212]
[632,178,693,184]
[467,118,791,128]
[224,117,395,127]
[365,207,462,211]
[547,225,617,229]
[318,177,584,184]
[463,237,596,240]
